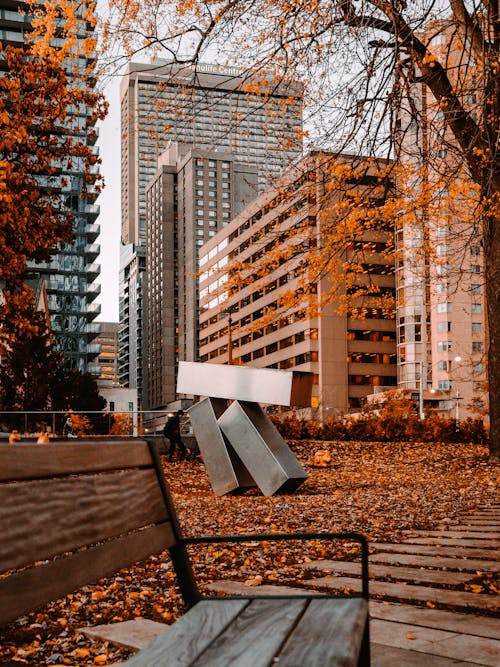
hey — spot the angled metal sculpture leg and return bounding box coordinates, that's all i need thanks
[188,397,254,496]
[218,400,308,496]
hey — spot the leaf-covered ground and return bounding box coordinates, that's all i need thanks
[1,440,498,665]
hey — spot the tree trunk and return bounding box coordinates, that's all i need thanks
[484,207,500,461]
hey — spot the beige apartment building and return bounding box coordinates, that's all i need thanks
[198,153,397,417]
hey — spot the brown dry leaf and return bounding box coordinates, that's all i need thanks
[73,648,91,658]
[406,632,417,640]
[244,575,263,587]
[469,584,484,593]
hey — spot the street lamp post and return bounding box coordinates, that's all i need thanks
[227,311,233,365]
[453,356,462,431]
[418,360,425,420]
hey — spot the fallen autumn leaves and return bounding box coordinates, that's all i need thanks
[0,439,498,665]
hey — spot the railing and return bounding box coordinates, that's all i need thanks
[0,410,188,439]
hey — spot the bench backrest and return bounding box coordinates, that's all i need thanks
[0,440,193,626]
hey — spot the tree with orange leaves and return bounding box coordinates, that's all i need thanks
[0,39,106,353]
[100,1,499,459]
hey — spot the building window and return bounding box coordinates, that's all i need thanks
[438,380,451,390]
[437,341,452,352]
[437,360,448,371]
[472,342,483,353]
[437,321,451,332]
[473,362,484,373]
[472,322,482,333]
[471,284,481,295]
[109,401,115,412]
[471,264,481,274]
[471,303,482,313]
[470,246,481,256]
[436,303,451,313]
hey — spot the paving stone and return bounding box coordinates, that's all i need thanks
[306,576,500,612]
[369,601,500,640]
[405,530,500,540]
[303,559,473,585]
[204,580,321,596]
[402,536,500,548]
[371,618,500,667]
[437,526,500,534]
[371,542,499,559]
[370,552,499,572]
[80,619,168,650]
[371,643,479,666]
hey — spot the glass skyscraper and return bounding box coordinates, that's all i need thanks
[0,1,102,372]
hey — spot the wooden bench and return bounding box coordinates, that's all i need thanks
[0,440,370,666]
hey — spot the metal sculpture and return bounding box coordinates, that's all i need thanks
[177,362,312,496]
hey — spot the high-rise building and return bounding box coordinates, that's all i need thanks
[396,20,488,420]
[144,143,258,410]
[120,61,303,401]
[0,1,102,372]
[198,153,397,417]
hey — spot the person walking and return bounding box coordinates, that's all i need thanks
[163,410,188,461]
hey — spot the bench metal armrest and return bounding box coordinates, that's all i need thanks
[182,531,369,599]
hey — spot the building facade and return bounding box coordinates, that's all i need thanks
[396,20,488,420]
[0,1,102,373]
[144,144,258,410]
[90,321,120,384]
[120,61,303,402]
[198,153,397,417]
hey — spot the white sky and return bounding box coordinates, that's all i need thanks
[96,77,121,323]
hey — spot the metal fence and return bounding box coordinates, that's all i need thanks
[0,410,182,438]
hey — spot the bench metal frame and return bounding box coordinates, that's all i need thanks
[0,439,370,666]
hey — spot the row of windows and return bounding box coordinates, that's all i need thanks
[436,302,482,314]
[347,353,397,365]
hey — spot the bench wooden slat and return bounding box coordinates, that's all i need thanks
[278,598,368,666]
[0,469,168,572]
[0,522,174,626]
[122,599,249,666]
[191,598,307,667]
[0,442,153,481]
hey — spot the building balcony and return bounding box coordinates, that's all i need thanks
[85,243,100,262]
[87,321,102,335]
[88,126,99,146]
[85,204,100,222]
[87,302,101,321]
[86,263,100,282]
[87,363,102,376]
[87,282,101,302]
[87,343,102,355]
[45,279,66,292]
[85,223,101,242]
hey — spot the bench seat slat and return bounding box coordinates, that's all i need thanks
[278,598,368,666]
[122,599,249,666]
[0,442,154,481]
[0,522,174,626]
[191,598,308,667]
[0,469,168,572]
